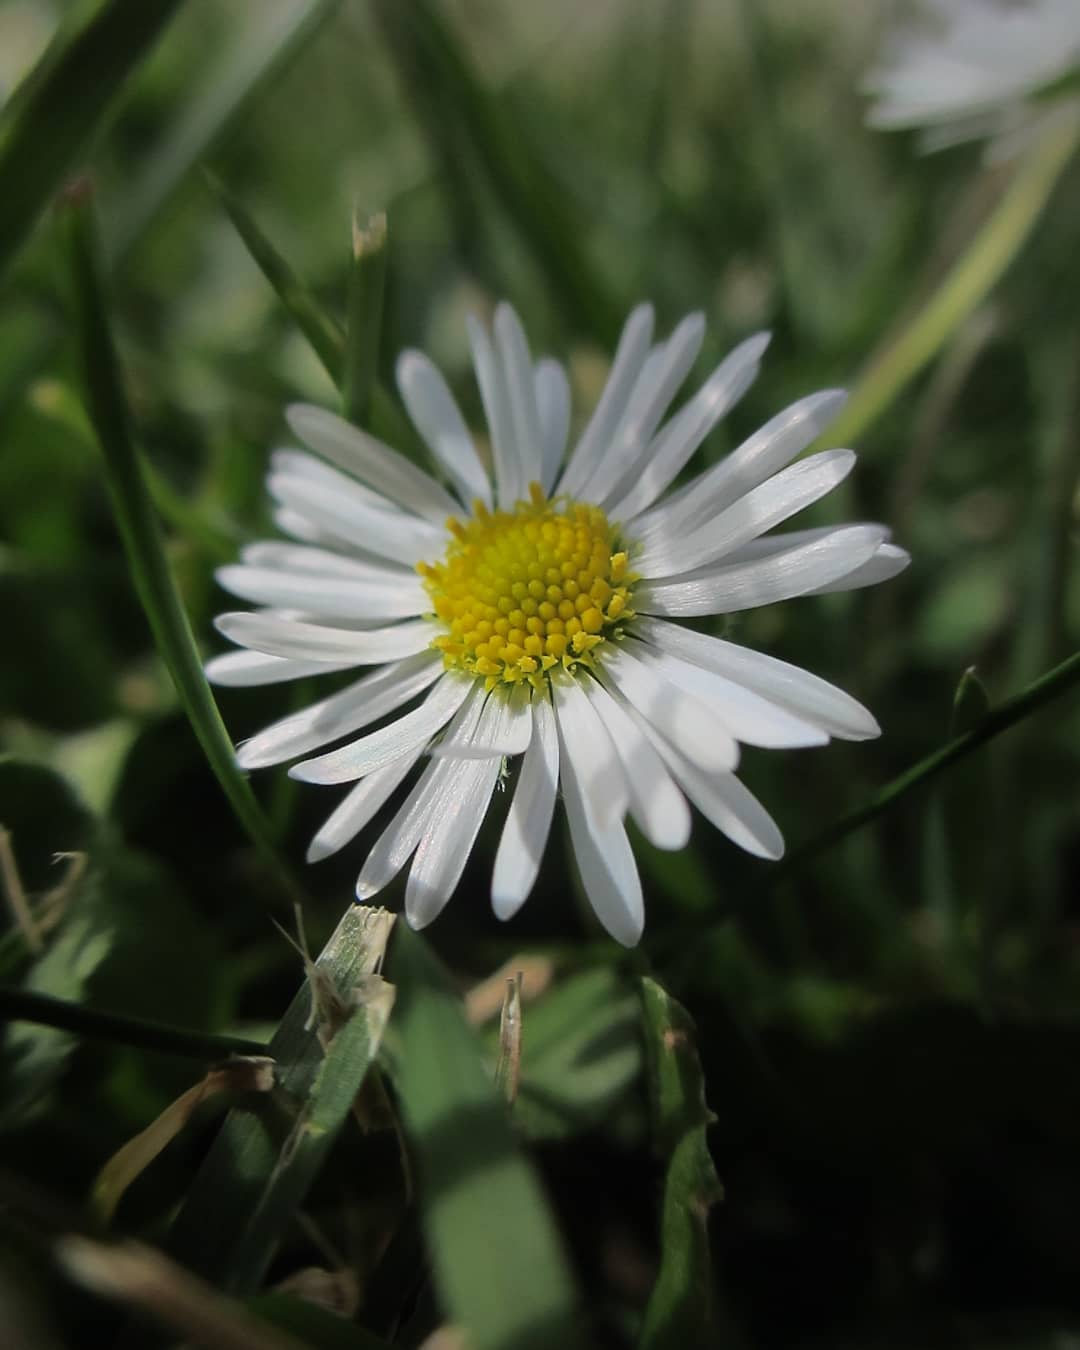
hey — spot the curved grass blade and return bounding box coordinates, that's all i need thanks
[107,0,344,265]
[343,210,388,429]
[62,187,289,892]
[0,0,182,279]
[385,925,585,1350]
[166,906,394,1286]
[638,978,728,1350]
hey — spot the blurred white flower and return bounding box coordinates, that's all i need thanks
[209,304,908,945]
[865,0,1080,152]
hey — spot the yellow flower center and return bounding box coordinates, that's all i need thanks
[417,482,635,687]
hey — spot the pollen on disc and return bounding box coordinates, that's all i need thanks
[417,483,636,688]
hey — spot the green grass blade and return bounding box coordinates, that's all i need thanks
[0,985,266,1061]
[226,974,395,1291]
[343,210,388,428]
[165,907,394,1286]
[826,115,1080,447]
[375,0,622,345]
[62,187,288,891]
[385,925,585,1350]
[0,0,182,279]
[638,978,727,1350]
[108,0,344,264]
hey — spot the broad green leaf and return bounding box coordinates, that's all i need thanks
[0,0,182,278]
[385,925,585,1350]
[638,977,725,1350]
[508,968,643,1141]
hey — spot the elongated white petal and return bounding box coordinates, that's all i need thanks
[609,333,768,522]
[558,304,654,497]
[286,403,460,523]
[632,616,880,740]
[291,674,471,784]
[406,755,501,928]
[636,524,888,617]
[395,349,492,510]
[468,314,521,509]
[431,681,533,759]
[237,651,443,769]
[239,541,410,579]
[806,542,911,593]
[355,755,457,899]
[637,449,857,579]
[307,746,425,862]
[581,678,690,849]
[492,692,559,918]
[558,719,644,947]
[640,719,784,860]
[214,612,434,665]
[535,359,571,492]
[580,311,706,504]
[495,303,544,488]
[627,641,828,749]
[269,467,444,567]
[215,564,428,622]
[633,389,848,545]
[597,643,739,774]
[550,671,629,829]
[270,448,405,515]
[205,650,354,687]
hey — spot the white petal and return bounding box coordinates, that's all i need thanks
[492,691,559,919]
[431,681,533,759]
[268,465,444,567]
[535,358,571,493]
[550,671,629,829]
[636,524,888,617]
[581,678,690,850]
[627,641,828,749]
[239,541,409,579]
[290,673,471,784]
[236,651,443,770]
[214,612,435,665]
[395,349,492,510]
[632,616,880,740]
[205,650,354,687]
[286,403,460,524]
[640,720,784,860]
[215,564,429,622]
[405,755,501,928]
[632,389,847,545]
[635,449,857,579]
[495,303,545,490]
[579,311,706,505]
[306,746,425,862]
[355,755,456,899]
[806,542,911,594]
[558,303,654,498]
[467,314,521,509]
[558,720,644,947]
[609,332,768,522]
[271,448,405,516]
[597,643,739,773]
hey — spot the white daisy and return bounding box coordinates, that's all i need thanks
[864,0,1080,151]
[208,303,909,946]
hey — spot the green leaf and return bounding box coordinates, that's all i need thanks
[0,0,182,279]
[166,906,395,1288]
[509,968,643,1141]
[61,186,289,894]
[385,925,585,1350]
[343,210,388,429]
[638,977,726,1350]
[107,0,344,264]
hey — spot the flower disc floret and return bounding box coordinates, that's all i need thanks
[418,482,634,686]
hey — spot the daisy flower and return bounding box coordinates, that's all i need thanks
[864,0,1080,152]
[208,304,908,945]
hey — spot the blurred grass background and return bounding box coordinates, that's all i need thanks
[2,1,1080,1347]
